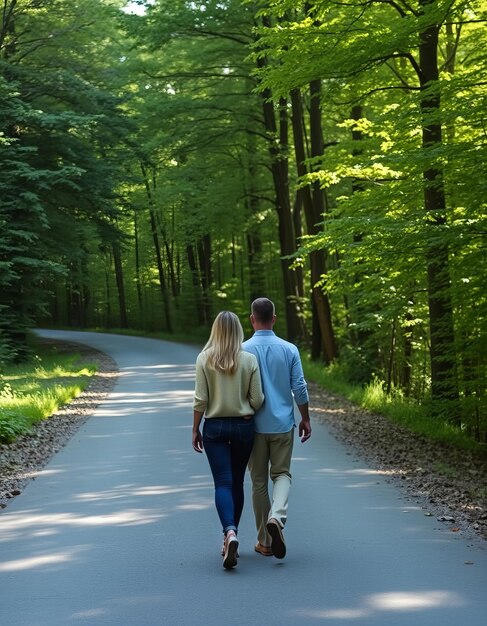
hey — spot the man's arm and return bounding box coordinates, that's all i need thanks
[297,402,311,442]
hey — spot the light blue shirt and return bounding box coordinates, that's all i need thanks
[242,330,309,434]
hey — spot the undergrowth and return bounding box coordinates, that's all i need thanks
[0,344,96,444]
[302,354,486,455]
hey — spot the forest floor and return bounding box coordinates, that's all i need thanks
[1,341,486,544]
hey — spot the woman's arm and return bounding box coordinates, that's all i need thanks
[192,410,204,452]
[248,361,265,411]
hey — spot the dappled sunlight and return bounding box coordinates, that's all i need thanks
[314,467,401,476]
[0,474,215,542]
[295,590,465,620]
[310,466,402,490]
[312,406,347,415]
[93,390,193,416]
[310,609,368,619]
[70,594,167,621]
[74,482,213,502]
[101,392,192,405]
[118,364,195,382]
[22,468,66,480]
[101,391,194,404]
[369,590,464,610]
[177,503,210,511]
[0,509,167,542]
[0,546,87,572]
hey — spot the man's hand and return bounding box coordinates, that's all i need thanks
[192,429,203,452]
[299,419,311,443]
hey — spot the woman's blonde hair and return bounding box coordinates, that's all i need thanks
[203,311,244,374]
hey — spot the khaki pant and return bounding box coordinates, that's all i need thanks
[248,429,294,546]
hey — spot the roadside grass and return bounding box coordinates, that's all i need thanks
[302,354,486,455]
[0,344,96,444]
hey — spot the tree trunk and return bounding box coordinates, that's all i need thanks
[349,105,380,374]
[247,229,266,302]
[290,85,337,361]
[141,163,173,332]
[419,0,458,414]
[187,244,205,326]
[245,131,267,302]
[105,266,111,328]
[197,234,212,324]
[134,208,144,322]
[156,210,179,303]
[112,240,128,328]
[257,55,302,342]
[290,87,321,358]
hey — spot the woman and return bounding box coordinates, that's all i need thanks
[192,311,264,569]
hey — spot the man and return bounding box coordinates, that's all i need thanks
[243,297,311,559]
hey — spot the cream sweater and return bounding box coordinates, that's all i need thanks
[193,350,264,418]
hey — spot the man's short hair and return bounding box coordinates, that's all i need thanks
[251,298,275,323]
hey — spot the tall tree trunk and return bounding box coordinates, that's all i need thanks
[105,265,111,328]
[156,210,179,302]
[419,0,458,414]
[290,88,321,358]
[245,131,267,301]
[401,312,414,395]
[141,163,173,332]
[290,85,337,361]
[256,53,302,342]
[292,191,305,301]
[187,244,205,325]
[247,229,266,302]
[112,240,128,328]
[134,208,144,322]
[197,234,212,324]
[349,104,381,375]
[308,80,338,363]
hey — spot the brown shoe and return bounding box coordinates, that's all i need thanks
[266,518,286,559]
[254,542,273,556]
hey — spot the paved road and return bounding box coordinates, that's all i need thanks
[0,330,486,626]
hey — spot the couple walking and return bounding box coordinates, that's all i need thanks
[192,297,311,570]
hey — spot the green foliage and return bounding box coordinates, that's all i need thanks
[0,0,132,359]
[0,412,31,444]
[1,0,485,445]
[0,343,95,444]
[255,0,487,438]
[303,354,487,453]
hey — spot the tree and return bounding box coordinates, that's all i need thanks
[252,0,487,429]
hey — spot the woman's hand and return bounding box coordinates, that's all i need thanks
[192,429,203,453]
[192,410,204,452]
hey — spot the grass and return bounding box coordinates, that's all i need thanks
[0,344,96,443]
[302,354,487,455]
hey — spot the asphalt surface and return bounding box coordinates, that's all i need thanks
[0,329,486,626]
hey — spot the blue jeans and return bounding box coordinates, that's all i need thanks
[203,417,255,534]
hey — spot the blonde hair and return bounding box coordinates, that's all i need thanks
[203,311,244,374]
